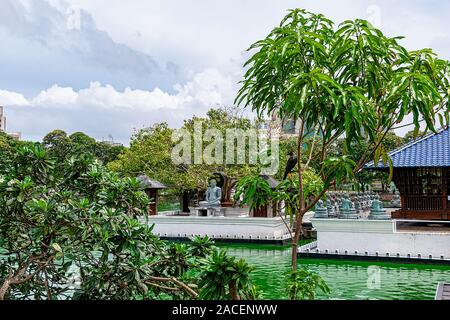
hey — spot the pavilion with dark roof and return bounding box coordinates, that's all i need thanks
[136,174,168,216]
[366,127,450,220]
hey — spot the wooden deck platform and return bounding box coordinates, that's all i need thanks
[396,221,450,233]
[435,282,450,300]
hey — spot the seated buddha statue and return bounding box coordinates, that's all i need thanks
[199,179,222,208]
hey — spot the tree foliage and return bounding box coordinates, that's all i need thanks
[109,123,190,189]
[327,131,404,191]
[110,108,259,194]
[236,8,450,270]
[0,144,258,300]
[403,129,428,144]
[233,175,274,211]
[197,249,261,300]
[286,268,330,300]
[43,130,125,167]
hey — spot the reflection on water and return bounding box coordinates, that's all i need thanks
[219,243,450,300]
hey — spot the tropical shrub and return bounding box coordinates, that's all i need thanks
[189,235,215,258]
[0,144,259,300]
[233,175,274,211]
[197,249,261,300]
[286,268,330,300]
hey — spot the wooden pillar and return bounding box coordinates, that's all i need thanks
[253,205,268,218]
[443,168,448,220]
[443,192,447,210]
[197,190,205,204]
[272,200,279,217]
[401,195,406,211]
[147,189,157,216]
[182,190,190,213]
[443,190,448,220]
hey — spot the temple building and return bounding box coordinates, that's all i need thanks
[297,127,450,262]
[366,127,450,220]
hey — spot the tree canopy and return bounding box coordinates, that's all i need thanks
[109,108,260,193]
[236,8,450,270]
[0,143,261,300]
[43,130,125,166]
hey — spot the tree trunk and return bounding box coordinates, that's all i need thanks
[0,277,12,300]
[229,280,239,300]
[293,121,305,272]
[253,205,268,217]
[0,256,38,300]
[221,177,236,207]
[291,211,305,272]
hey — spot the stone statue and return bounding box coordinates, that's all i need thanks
[336,193,343,214]
[326,197,335,217]
[199,179,222,208]
[391,191,401,208]
[314,199,329,218]
[364,193,370,210]
[369,194,391,220]
[340,194,351,210]
[339,193,358,219]
[332,195,340,214]
[353,194,362,214]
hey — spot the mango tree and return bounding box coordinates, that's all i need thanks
[236,9,450,270]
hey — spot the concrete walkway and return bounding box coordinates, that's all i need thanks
[435,282,450,300]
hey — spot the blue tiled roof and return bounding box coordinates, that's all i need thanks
[365,127,450,168]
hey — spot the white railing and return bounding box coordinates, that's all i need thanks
[298,241,318,253]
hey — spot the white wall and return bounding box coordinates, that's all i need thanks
[312,219,450,259]
[142,216,292,240]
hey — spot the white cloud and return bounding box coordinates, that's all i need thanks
[0,90,29,106]
[17,68,234,111]
[0,68,238,144]
[175,69,236,106]
[33,85,78,106]
[1,0,449,143]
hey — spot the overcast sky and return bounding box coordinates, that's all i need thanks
[0,0,449,144]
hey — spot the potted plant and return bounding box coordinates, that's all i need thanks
[233,175,274,217]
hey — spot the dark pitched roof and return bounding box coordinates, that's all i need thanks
[365,127,450,169]
[136,174,167,189]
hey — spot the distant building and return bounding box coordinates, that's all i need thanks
[99,134,123,147]
[8,132,22,140]
[0,106,22,140]
[0,106,6,131]
[100,140,123,147]
[259,115,315,140]
[258,115,295,140]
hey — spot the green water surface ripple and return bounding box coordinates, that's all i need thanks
[219,243,450,300]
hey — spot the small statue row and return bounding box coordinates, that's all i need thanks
[390,191,401,208]
[314,191,390,220]
[325,192,377,216]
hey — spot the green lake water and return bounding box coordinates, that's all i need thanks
[218,243,450,300]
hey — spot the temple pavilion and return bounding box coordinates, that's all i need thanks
[136,174,167,216]
[366,127,450,220]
